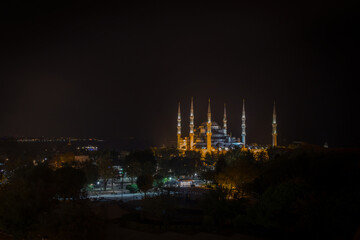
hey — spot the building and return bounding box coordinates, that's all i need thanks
[176,98,278,153]
[177,98,245,152]
[192,121,241,151]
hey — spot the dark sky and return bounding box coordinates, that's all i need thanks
[0,1,358,147]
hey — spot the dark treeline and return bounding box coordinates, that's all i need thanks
[206,147,360,239]
[0,141,359,239]
[0,164,104,239]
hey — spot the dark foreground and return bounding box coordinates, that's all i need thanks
[1,147,360,239]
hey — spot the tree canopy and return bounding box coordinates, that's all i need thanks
[136,174,154,198]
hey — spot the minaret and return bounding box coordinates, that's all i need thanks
[272,101,278,147]
[223,103,227,136]
[189,97,194,150]
[177,102,181,149]
[241,99,246,146]
[206,99,212,152]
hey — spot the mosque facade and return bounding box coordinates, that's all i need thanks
[176,98,277,152]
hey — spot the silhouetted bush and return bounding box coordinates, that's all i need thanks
[0,163,98,238]
[126,183,139,193]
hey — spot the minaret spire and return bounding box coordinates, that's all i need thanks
[177,102,181,149]
[223,103,227,136]
[241,99,246,146]
[207,99,211,123]
[272,101,277,147]
[206,98,212,152]
[189,97,194,150]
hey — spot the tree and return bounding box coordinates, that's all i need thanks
[2,143,39,174]
[215,155,227,174]
[80,161,99,186]
[126,150,156,174]
[0,164,56,238]
[154,147,179,176]
[184,150,201,160]
[123,160,141,183]
[200,169,215,185]
[124,149,157,182]
[0,161,99,238]
[154,147,179,161]
[215,148,259,198]
[204,152,218,166]
[97,157,117,191]
[55,166,86,200]
[184,150,202,176]
[136,174,154,198]
[169,156,184,176]
[223,148,255,165]
[169,156,200,177]
[153,173,165,189]
[52,152,75,168]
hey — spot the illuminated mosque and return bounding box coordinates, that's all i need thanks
[177,98,277,152]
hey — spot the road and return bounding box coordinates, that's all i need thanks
[88,192,158,202]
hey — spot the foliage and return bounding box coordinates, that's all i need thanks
[215,149,259,198]
[198,148,360,238]
[55,166,87,200]
[223,148,255,165]
[204,152,217,166]
[154,147,179,160]
[169,156,199,177]
[124,149,157,181]
[96,156,117,191]
[184,150,202,161]
[201,187,248,228]
[1,143,40,174]
[0,165,55,238]
[136,174,154,198]
[200,169,215,184]
[245,181,305,231]
[154,147,179,176]
[124,160,141,183]
[80,161,99,185]
[215,155,226,174]
[52,152,75,168]
[0,162,100,238]
[154,148,201,178]
[252,150,269,163]
[153,174,165,189]
[1,145,360,239]
[126,184,139,193]
[235,149,360,239]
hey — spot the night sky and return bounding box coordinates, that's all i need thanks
[0,1,358,148]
